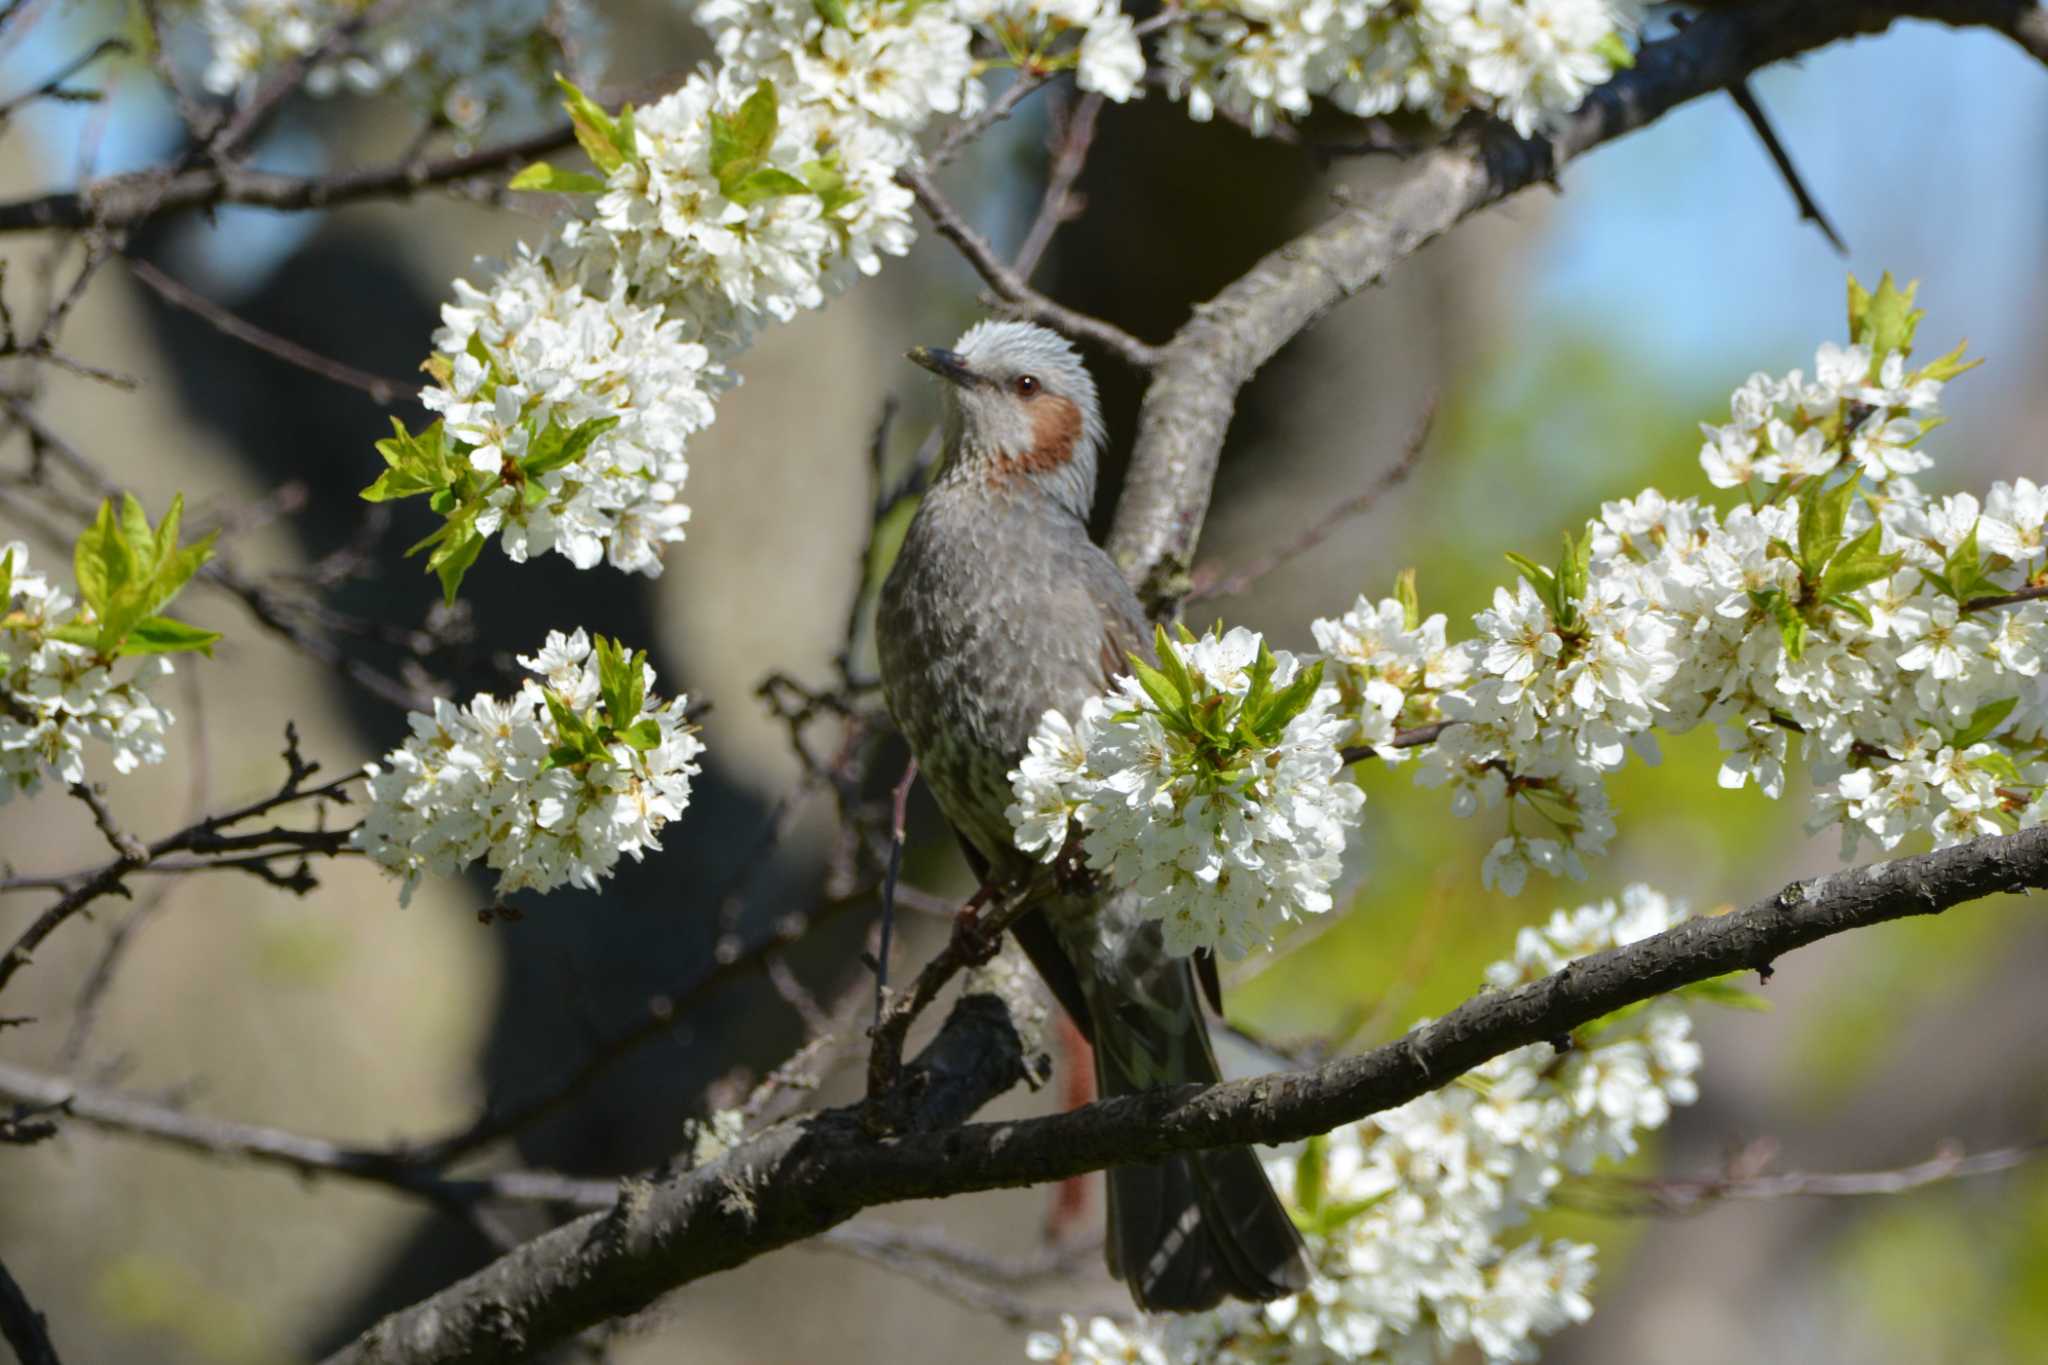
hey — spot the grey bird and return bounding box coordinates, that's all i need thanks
[875,319,1309,1312]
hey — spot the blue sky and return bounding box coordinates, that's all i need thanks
[1532,20,2048,390]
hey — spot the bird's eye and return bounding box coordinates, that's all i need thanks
[1014,374,1040,397]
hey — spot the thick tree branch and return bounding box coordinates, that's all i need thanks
[1104,0,2048,597]
[0,1254,62,1365]
[324,827,2048,1364]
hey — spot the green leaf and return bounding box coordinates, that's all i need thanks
[1593,31,1634,70]
[430,528,484,604]
[1558,527,1592,609]
[1681,972,1773,1013]
[120,493,159,579]
[1130,657,1186,720]
[1796,476,1854,578]
[1295,1192,1393,1239]
[1847,271,1924,365]
[1504,551,1555,615]
[1150,624,1194,705]
[1953,697,2019,749]
[1251,660,1324,739]
[814,0,850,25]
[73,498,125,617]
[0,546,12,608]
[1970,750,2022,784]
[1816,524,1900,602]
[800,156,858,215]
[726,165,811,207]
[521,414,619,479]
[508,161,609,194]
[1824,594,1874,628]
[709,82,780,196]
[120,615,221,657]
[594,635,648,727]
[1293,1134,1326,1219]
[557,75,628,174]
[366,419,456,502]
[1394,567,1420,631]
[1917,338,1981,385]
[620,717,663,750]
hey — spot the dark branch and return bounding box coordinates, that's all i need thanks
[324,827,2048,1365]
[0,1255,62,1365]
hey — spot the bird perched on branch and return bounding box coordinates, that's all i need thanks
[875,319,1308,1312]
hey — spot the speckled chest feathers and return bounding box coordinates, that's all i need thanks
[876,472,1144,874]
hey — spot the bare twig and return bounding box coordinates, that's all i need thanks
[1726,78,1847,254]
[1188,398,1435,601]
[123,256,421,404]
[1572,1135,2048,1215]
[1964,582,2048,612]
[899,164,1162,369]
[0,1058,616,1211]
[1012,91,1104,282]
[0,35,127,123]
[0,1254,62,1365]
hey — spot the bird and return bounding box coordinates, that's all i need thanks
[875,318,1309,1312]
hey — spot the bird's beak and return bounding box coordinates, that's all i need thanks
[907,345,977,388]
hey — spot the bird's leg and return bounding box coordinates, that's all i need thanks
[949,879,1005,966]
[872,756,919,1030]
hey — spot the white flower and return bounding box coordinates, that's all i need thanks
[1106,887,1700,1365]
[184,0,605,139]
[352,631,703,902]
[1008,627,1365,959]
[1,544,178,800]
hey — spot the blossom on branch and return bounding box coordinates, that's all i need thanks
[1009,625,1365,959]
[1028,886,1710,1364]
[1,497,219,801]
[172,0,606,140]
[352,630,702,902]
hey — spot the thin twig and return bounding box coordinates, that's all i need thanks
[0,34,127,123]
[1571,1135,2048,1215]
[1188,398,1436,601]
[0,1254,62,1365]
[899,164,1162,369]
[123,256,420,404]
[1964,582,2048,612]
[1012,90,1104,282]
[1725,77,1847,254]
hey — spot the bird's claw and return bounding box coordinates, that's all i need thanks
[951,883,1004,966]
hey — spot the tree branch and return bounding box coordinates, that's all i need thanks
[0,1254,62,1365]
[1104,0,2048,599]
[323,826,2048,1364]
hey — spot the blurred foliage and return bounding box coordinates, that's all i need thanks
[93,1253,270,1363]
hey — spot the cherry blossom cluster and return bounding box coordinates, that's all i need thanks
[1318,276,2047,892]
[1156,0,1646,138]
[351,630,703,902]
[1008,625,1364,959]
[378,0,1151,591]
[171,0,605,140]
[0,543,177,799]
[1028,885,1707,1364]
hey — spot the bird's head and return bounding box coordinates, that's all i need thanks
[909,319,1105,521]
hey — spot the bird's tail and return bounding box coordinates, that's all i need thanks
[1084,941,1309,1312]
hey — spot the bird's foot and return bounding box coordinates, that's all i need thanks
[950,881,1004,966]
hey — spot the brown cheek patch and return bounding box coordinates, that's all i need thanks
[989,395,1082,485]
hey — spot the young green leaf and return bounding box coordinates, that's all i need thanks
[557,75,628,174]
[1394,567,1420,631]
[1815,524,1900,602]
[1952,696,2018,749]
[1293,1134,1327,1219]
[1130,656,1187,721]
[0,546,12,609]
[430,527,484,604]
[521,414,619,479]
[726,165,812,207]
[709,81,781,195]
[620,717,664,750]
[813,0,850,25]
[1847,271,1924,367]
[508,161,610,194]
[121,615,222,657]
